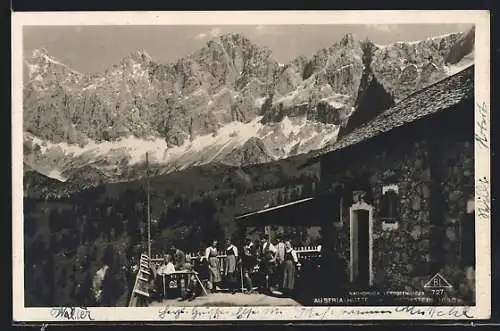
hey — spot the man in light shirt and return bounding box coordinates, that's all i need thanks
[262,237,277,256]
[151,254,176,301]
[157,255,176,275]
[276,236,286,264]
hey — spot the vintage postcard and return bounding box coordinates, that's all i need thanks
[12,10,491,322]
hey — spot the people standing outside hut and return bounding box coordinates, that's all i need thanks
[224,238,239,294]
[276,236,286,290]
[205,240,222,292]
[282,241,299,296]
[242,238,256,293]
[261,237,277,292]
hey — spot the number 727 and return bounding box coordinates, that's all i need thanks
[431,289,445,295]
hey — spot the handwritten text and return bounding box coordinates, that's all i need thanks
[155,305,475,321]
[343,309,393,315]
[476,176,491,219]
[50,307,94,320]
[395,306,473,319]
[475,101,489,149]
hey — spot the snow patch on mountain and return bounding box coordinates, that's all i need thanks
[24,114,341,182]
[320,97,346,109]
[445,52,474,76]
[254,97,267,108]
[25,63,40,78]
[280,116,305,137]
[26,117,267,167]
[46,169,68,182]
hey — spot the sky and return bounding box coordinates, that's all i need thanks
[23,24,473,74]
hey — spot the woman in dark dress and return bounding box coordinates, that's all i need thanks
[184,251,209,300]
[282,241,299,296]
[224,238,239,294]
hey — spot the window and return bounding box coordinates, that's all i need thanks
[379,184,399,221]
[460,198,475,267]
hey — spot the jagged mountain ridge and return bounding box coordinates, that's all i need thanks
[23,29,474,186]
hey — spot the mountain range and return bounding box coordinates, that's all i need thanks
[22,27,475,197]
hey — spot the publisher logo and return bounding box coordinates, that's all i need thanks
[423,273,452,296]
[424,273,452,289]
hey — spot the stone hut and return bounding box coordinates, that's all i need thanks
[302,65,475,303]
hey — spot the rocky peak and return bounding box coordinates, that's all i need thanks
[24,48,83,92]
[127,49,153,63]
[197,32,257,61]
[445,27,475,65]
[117,49,154,70]
[31,47,50,59]
[28,48,80,74]
[370,30,470,101]
[27,48,76,74]
[23,29,475,184]
[218,32,253,47]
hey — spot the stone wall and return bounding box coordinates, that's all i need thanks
[321,138,433,292]
[437,138,475,304]
[319,129,475,303]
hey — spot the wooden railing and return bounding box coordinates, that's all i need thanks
[129,245,323,304]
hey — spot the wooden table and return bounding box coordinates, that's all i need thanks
[159,270,208,298]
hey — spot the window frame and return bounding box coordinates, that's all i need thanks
[379,184,400,223]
